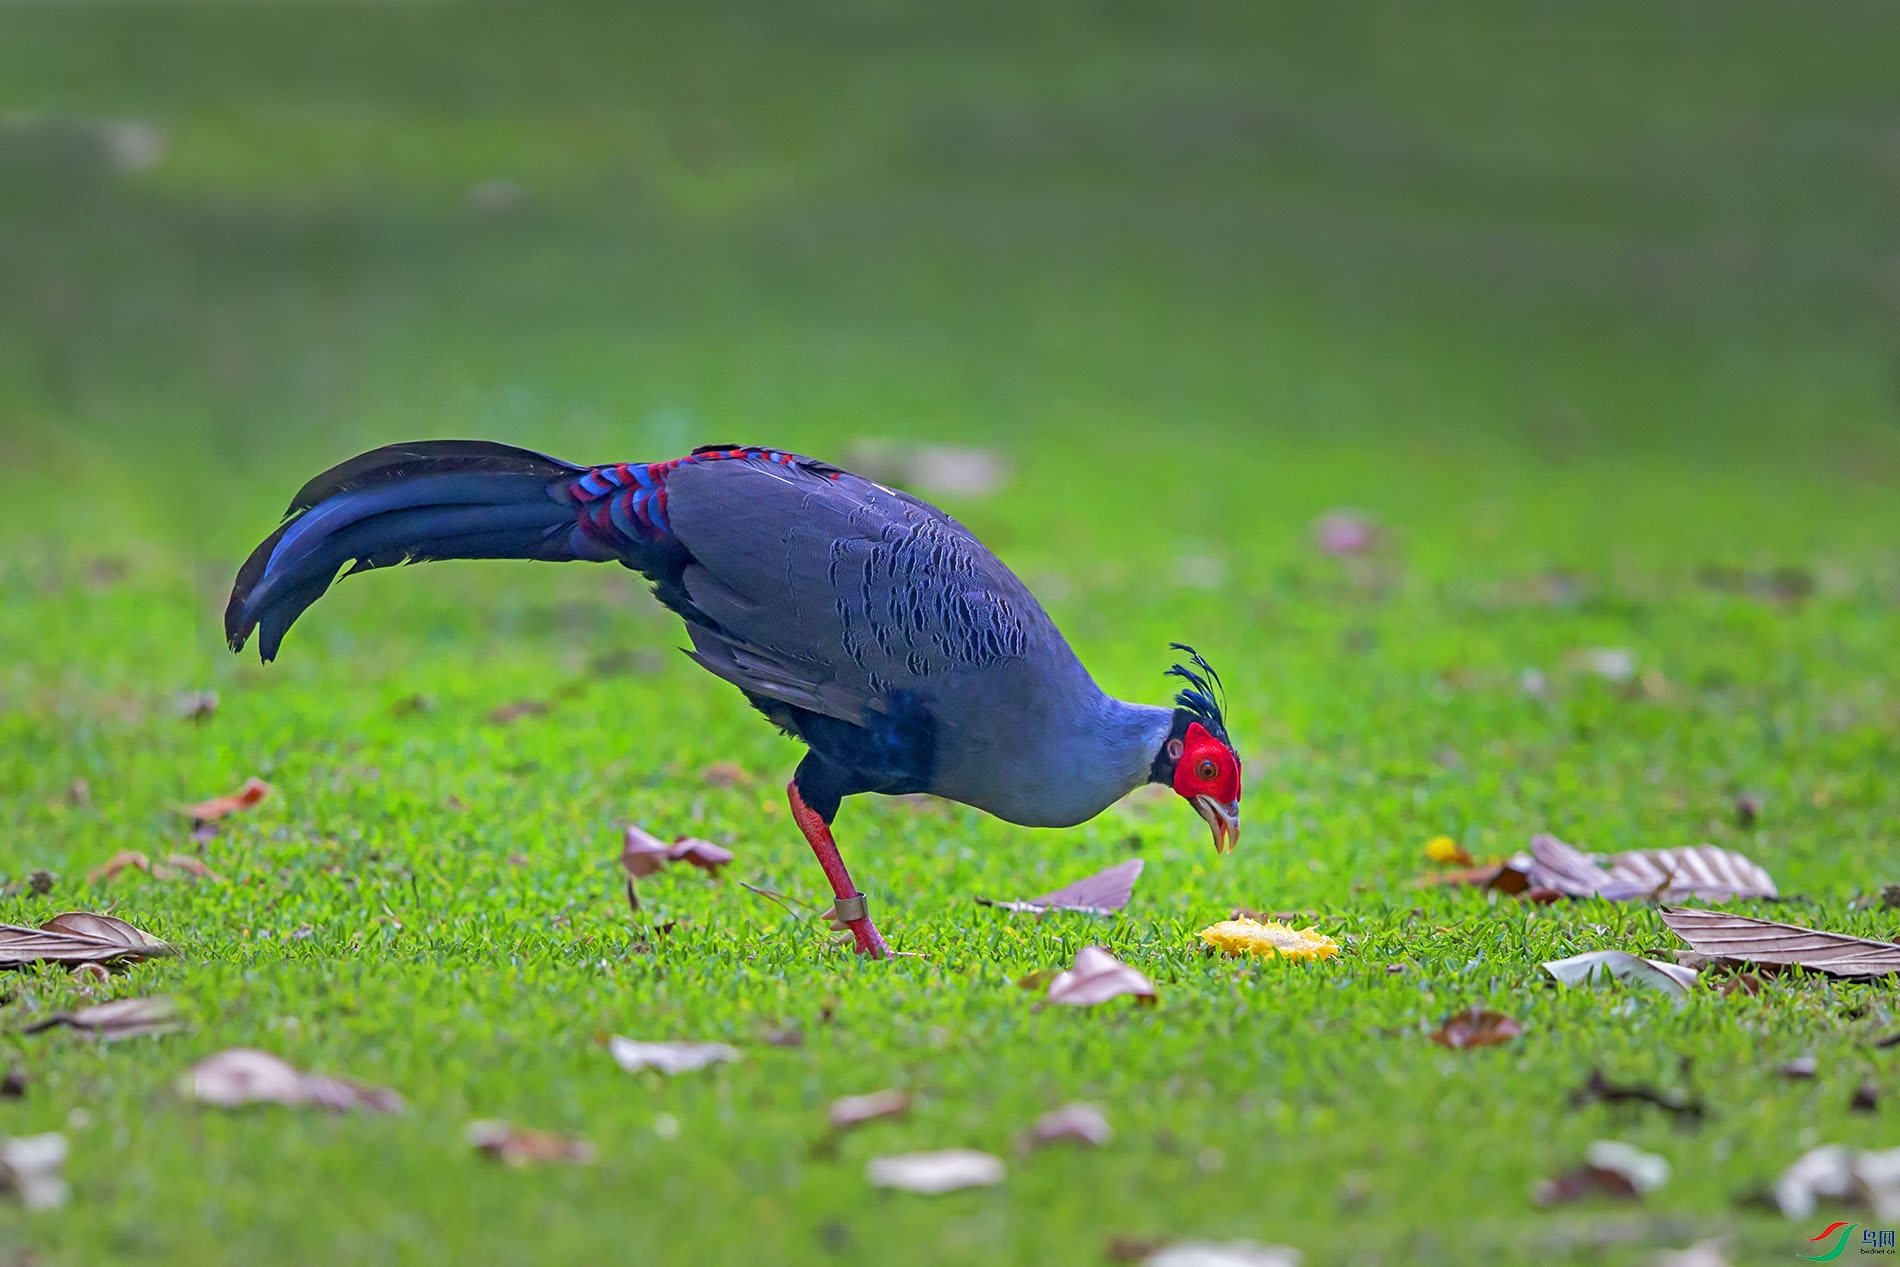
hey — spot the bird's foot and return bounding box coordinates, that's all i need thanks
[849,917,890,959]
[825,905,891,959]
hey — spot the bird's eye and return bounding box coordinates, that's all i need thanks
[1196,759,1217,782]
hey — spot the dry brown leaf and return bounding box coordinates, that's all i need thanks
[173,690,218,721]
[1601,845,1776,901]
[1543,950,1698,996]
[465,1120,596,1166]
[1534,1164,1641,1206]
[1527,835,1775,901]
[183,777,272,825]
[864,1149,1006,1193]
[0,911,171,968]
[22,995,181,1041]
[1430,1007,1521,1049]
[154,853,223,883]
[86,850,152,884]
[978,859,1144,916]
[1660,907,1900,979]
[1024,1102,1112,1149]
[607,1037,740,1075]
[700,762,750,788]
[1046,946,1156,1007]
[485,699,548,725]
[1143,1243,1303,1267]
[1312,509,1381,556]
[1776,1145,1900,1219]
[87,851,222,885]
[620,826,733,881]
[828,1089,910,1130]
[0,1133,67,1209]
[1534,1141,1668,1206]
[185,1048,404,1113]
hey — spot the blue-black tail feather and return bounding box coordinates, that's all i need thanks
[225,440,592,662]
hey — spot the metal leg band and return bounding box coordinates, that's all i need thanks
[832,893,869,923]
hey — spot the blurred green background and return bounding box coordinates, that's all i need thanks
[4,4,1900,1264]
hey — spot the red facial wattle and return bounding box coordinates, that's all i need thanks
[1173,721,1242,853]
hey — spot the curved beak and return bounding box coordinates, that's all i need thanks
[1192,795,1241,855]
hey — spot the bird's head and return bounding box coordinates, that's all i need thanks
[1153,645,1242,854]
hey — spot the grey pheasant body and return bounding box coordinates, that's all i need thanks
[226,440,1240,958]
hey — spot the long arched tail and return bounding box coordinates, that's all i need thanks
[225,439,814,663]
[224,440,620,662]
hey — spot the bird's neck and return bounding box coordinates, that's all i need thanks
[1090,696,1177,800]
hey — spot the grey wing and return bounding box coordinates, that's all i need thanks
[663,456,1051,724]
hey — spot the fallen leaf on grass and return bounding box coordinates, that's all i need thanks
[1529,835,1776,902]
[1,1068,24,1099]
[1046,947,1156,1007]
[1424,836,1474,865]
[620,826,733,879]
[22,995,181,1041]
[1023,1102,1111,1149]
[1777,1056,1817,1080]
[1544,950,1698,996]
[865,1149,1006,1194]
[1852,1079,1881,1113]
[86,851,150,884]
[1143,1241,1303,1267]
[1313,509,1381,556]
[86,851,223,885]
[186,1049,403,1113]
[1598,845,1776,902]
[700,762,750,788]
[465,1120,596,1166]
[1775,1144,1900,1219]
[1660,907,1900,979]
[1534,1140,1669,1206]
[172,690,218,721]
[485,699,548,725]
[828,1089,910,1130]
[183,777,272,825]
[1568,1069,1704,1121]
[608,1037,740,1076]
[0,1134,67,1209]
[1429,1007,1521,1049]
[1198,918,1338,962]
[0,912,171,968]
[977,859,1143,916]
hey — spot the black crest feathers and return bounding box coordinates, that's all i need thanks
[1165,643,1230,743]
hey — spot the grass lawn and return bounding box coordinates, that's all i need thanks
[3,4,1900,1263]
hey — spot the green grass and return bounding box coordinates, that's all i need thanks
[4,3,1900,1263]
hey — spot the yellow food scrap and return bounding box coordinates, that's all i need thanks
[1424,835,1473,865]
[1198,918,1340,962]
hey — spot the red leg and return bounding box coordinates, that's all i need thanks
[787,780,890,959]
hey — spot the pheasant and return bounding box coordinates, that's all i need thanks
[225,442,1243,957]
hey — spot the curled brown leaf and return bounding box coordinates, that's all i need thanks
[1045,946,1156,1007]
[828,1089,910,1130]
[1430,1007,1521,1049]
[183,777,272,826]
[466,1120,596,1166]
